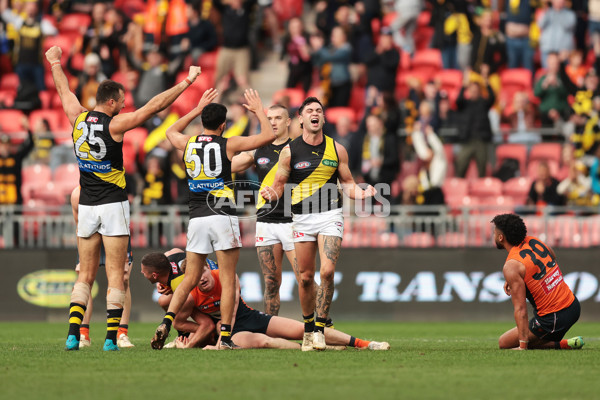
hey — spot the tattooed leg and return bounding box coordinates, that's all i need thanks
[257,244,283,315]
[316,235,341,319]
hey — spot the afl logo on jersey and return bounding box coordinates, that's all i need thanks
[294,161,311,169]
[197,136,213,142]
[257,157,270,165]
[86,116,98,123]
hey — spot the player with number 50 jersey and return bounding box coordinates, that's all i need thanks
[151,88,278,351]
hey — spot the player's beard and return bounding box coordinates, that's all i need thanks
[495,239,503,249]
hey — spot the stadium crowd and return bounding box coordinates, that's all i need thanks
[1,0,600,249]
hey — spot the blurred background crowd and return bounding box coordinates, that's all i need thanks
[1,0,600,226]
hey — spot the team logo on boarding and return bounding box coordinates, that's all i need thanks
[322,159,338,167]
[257,157,270,165]
[294,161,311,169]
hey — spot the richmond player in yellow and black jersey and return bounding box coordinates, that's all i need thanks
[152,88,277,350]
[261,96,376,351]
[46,44,203,352]
[231,105,298,316]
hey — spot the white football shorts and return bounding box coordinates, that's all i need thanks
[186,215,242,254]
[292,208,344,242]
[255,221,294,251]
[77,201,130,238]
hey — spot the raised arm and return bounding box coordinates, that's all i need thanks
[260,145,290,201]
[109,66,202,137]
[45,46,88,126]
[231,151,256,173]
[503,260,529,349]
[165,88,219,151]
[225,89,277,159]
[336,142,377,199]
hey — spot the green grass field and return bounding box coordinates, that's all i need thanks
[1,321,599,400]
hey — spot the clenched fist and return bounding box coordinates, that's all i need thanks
[45,46,62,64]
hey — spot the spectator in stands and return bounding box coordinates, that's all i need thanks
[1,0,57,93]
[505,91,540,146]
[0,129,33,205]
[557,159,592,206]
[455,70,495,178]
[213,0,254,102]
[526,161,565,207]
[429,0,458,69]
[311,26,353,107]
[140,149,172,206]
[67,52,108,110]
[534,52,570,128]
[333,4,372,65]
[435,90,457,139]
[24,117,55,166]
[142,0,189,58]
[444,1,472,70]
[537,0,576,69]
[250,0,281,58]
[143,107,180,155]
[565,50,588,87]
[126,43,187,109]
[356,113,400,193]
[559,47,600,161]
[365,27,400,98]
[469,10,506,77]
[223,100,252,138]
[391,0,423,55]
[590,146,600,201]
[329,115,355,152]
[281,17,312,93]
[185,0,217,63]
[504,0,534,72]
[590,0,600,49]
[412,115,447,201]
[365,87,402,139]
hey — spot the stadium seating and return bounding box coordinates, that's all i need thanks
[468,177,503,198]
[272,88,305,108]
[495,143,527,176]
[442,177,468,200]
[410,49,442,76]
[435,69,463,104]
[59,13,91,33]
[22,164,52,202]
[42,34,75,65]
[325,107,356,124]
[0,73,19,91]
[198,50,219,72]
[402,232,436,248]
[53,163,80,201]
[502,177,532,205]
[529,143,562,165]
[0,89,16,108]
[500,68,532,93]
[29,109,70,135]
[526,159,560,179]
[436,232,467,248]
[0,109,26,133]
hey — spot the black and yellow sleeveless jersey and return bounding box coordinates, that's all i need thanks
[184,134,236,218]
[288,134,342,215]
[72,111,127,206]
[255,139,292,223]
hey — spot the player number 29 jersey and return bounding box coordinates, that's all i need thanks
[184,134,235,218]
[72,111,127,205]
[506,236,575,316]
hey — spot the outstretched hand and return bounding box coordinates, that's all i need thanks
[197,88,218,110]
[45,46,62,63]
[242,89,263,114]
[362,184,377,198]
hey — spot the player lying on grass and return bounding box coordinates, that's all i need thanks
[492,213,584,350]
[141,250,390,350]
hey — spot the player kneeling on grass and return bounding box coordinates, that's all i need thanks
[492,214,584,350]
[141,251,390,350]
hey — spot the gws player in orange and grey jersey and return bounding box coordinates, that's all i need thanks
[151,88,278,350]
[261,97,377,351]
[46,45,203,351]
[141,251,390,350]
[492,214,584,350]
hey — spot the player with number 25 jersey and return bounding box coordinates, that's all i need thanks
[72,111,127,205]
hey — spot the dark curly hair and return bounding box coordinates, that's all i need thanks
[491,213,527,246]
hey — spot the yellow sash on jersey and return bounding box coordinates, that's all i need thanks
[291,136,339,205]
[72,112,126,188]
